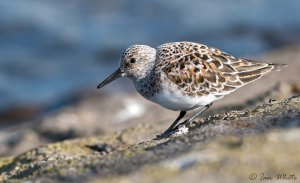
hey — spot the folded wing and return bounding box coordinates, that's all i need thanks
[161,42,287,97]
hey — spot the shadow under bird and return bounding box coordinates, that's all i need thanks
[97,41,287,135]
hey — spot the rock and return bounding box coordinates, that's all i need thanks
[0,95,299,182]
[0,128,47,156]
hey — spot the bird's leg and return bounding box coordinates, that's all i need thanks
[163,111,186,134]
[159,102,212,137]
[178,102,213,128]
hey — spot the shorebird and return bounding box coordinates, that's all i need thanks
[97,41,287,135]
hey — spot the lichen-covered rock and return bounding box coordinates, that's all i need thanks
[0,95,299,182]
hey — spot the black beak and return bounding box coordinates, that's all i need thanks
[97,68,124,89]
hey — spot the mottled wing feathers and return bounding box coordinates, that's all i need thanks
[159,42,286,97]
[229,58,287,84]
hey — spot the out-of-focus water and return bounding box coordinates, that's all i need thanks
[0,0,300,111]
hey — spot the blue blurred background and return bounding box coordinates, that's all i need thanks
[0,0,300,115]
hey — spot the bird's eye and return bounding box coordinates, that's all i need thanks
[129,58,136,64]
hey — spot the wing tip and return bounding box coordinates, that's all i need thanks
[270,64,288,72]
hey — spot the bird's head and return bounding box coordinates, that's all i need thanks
[97,45,156,89]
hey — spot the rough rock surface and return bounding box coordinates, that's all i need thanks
[0,95,299,182]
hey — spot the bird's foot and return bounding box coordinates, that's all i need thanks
[155,124,189,140]
[155,129,174,139]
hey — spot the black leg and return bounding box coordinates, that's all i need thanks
[163,111,186,134]
[178,102,213,128]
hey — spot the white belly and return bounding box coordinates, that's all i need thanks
[151,89,218,111]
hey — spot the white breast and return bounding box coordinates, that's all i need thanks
[151,89,218,111]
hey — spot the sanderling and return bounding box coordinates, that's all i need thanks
[97,41,287,135]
